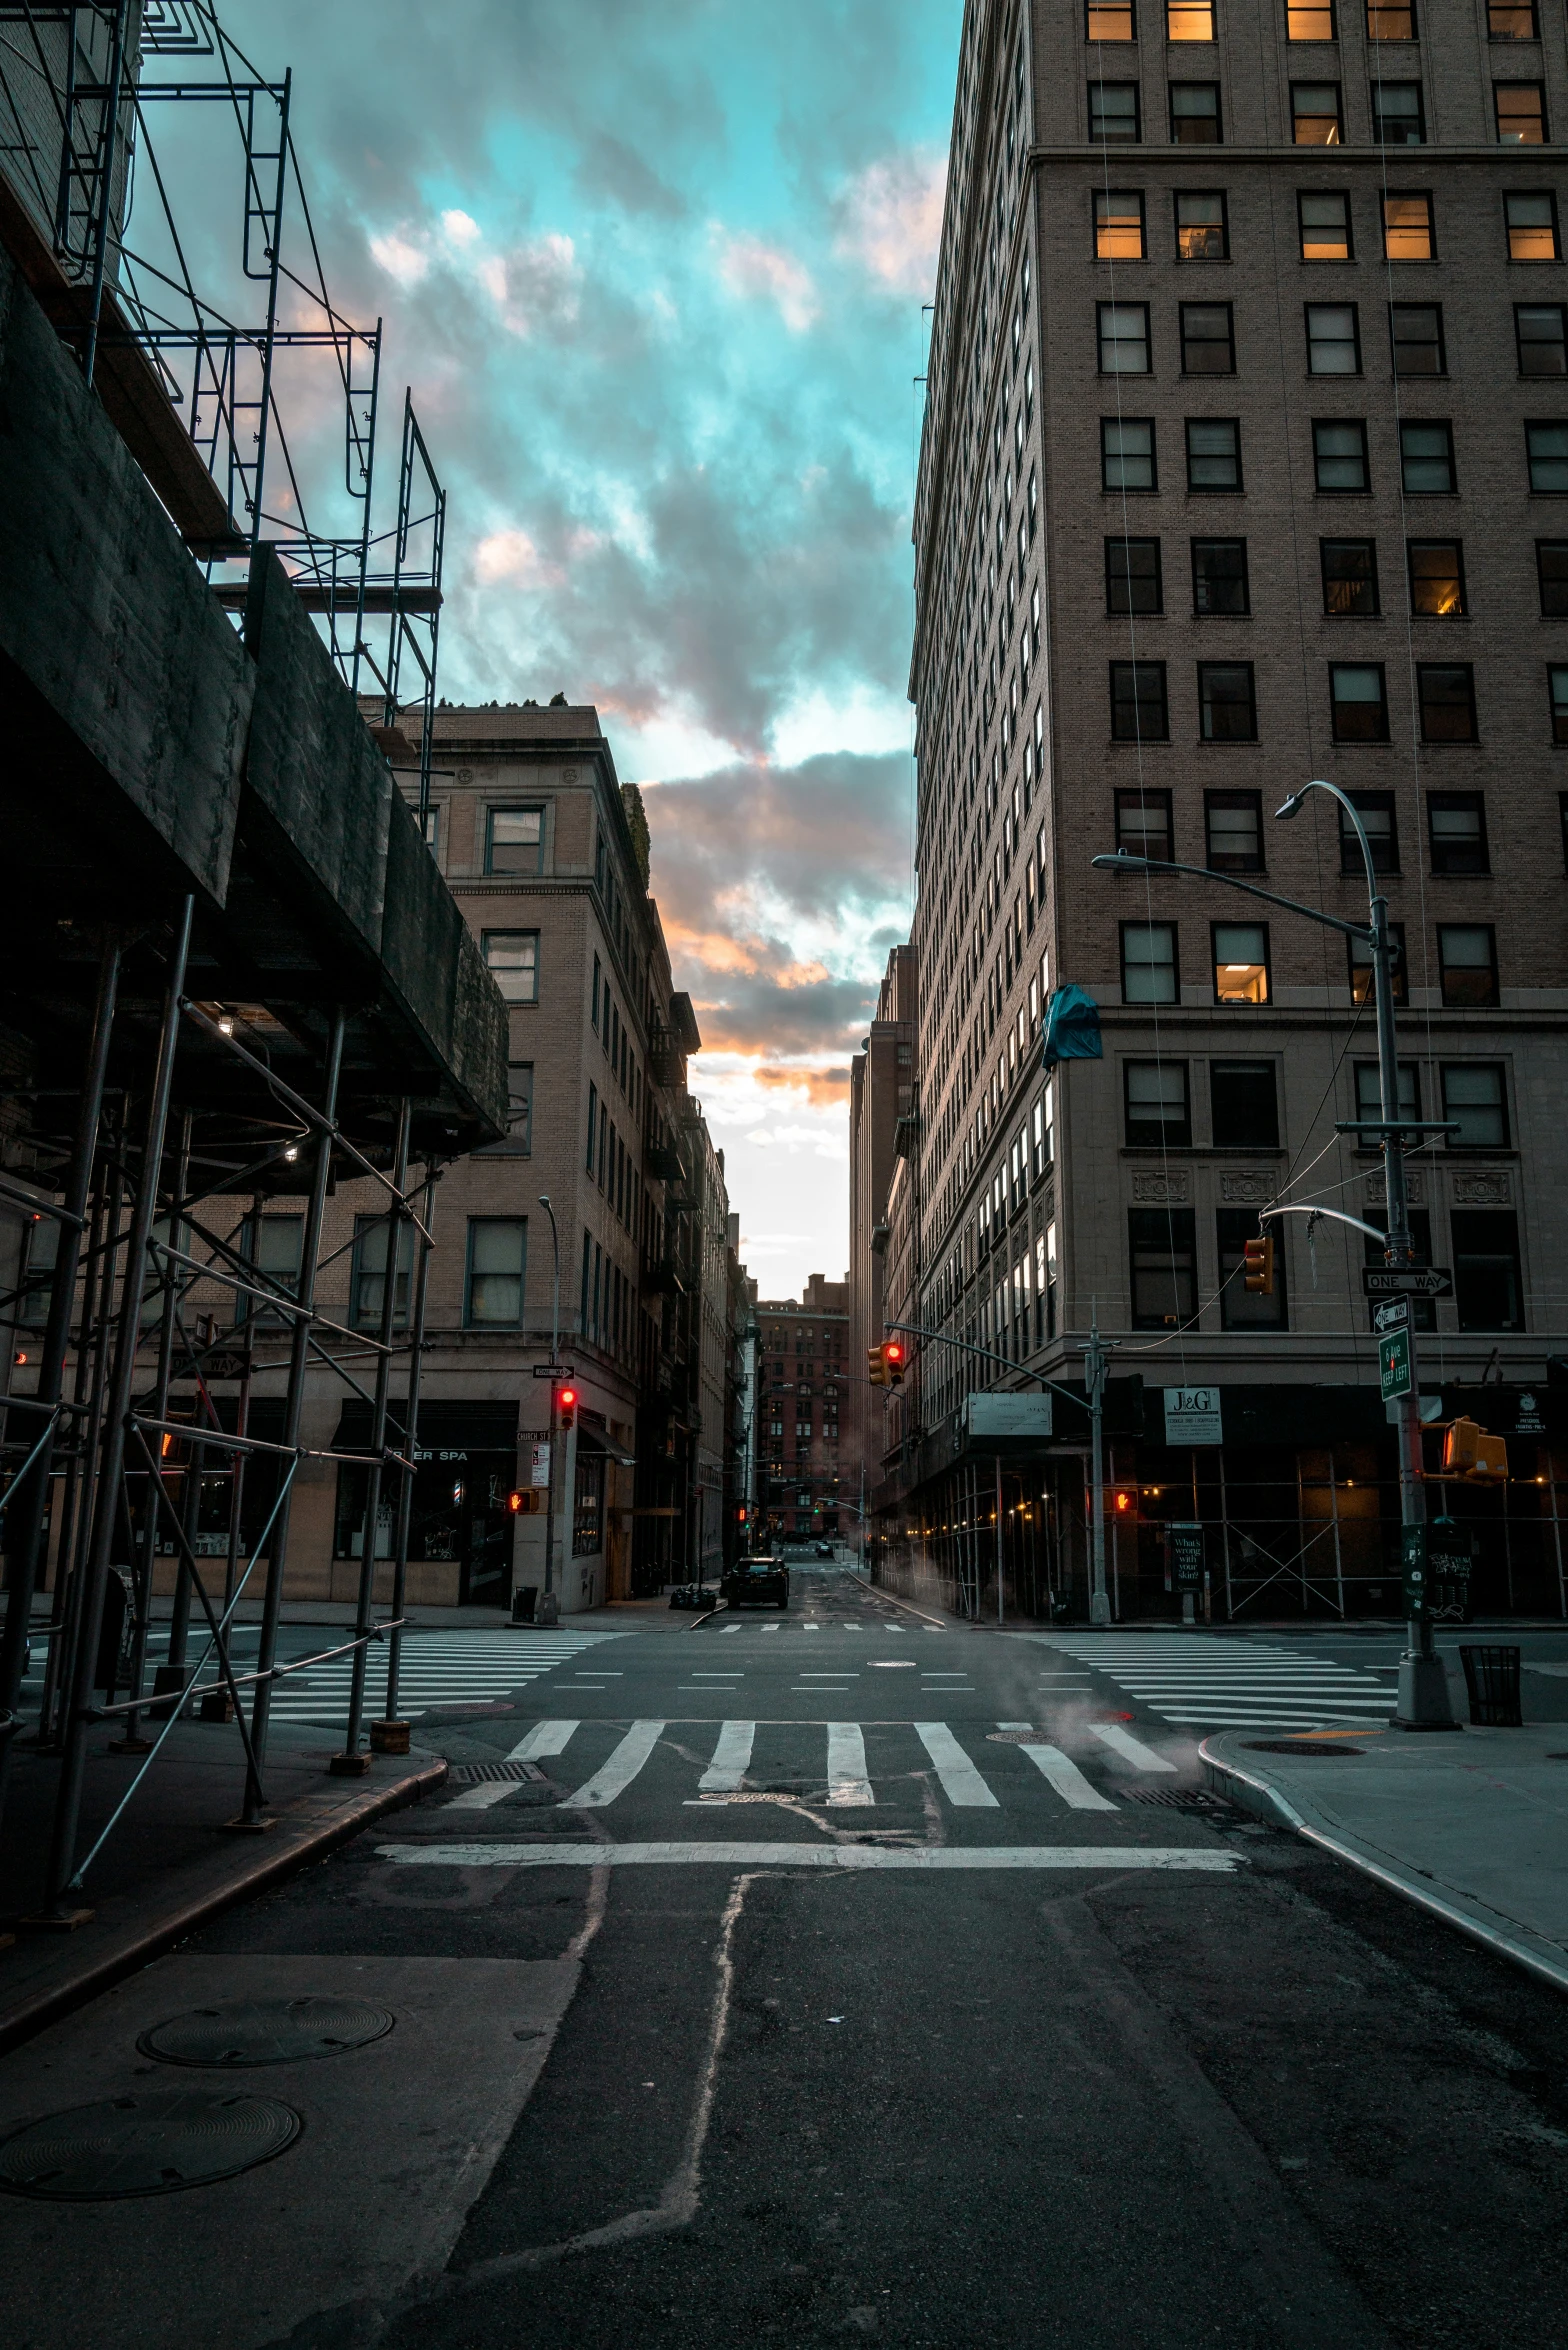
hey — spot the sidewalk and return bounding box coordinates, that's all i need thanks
[0,1720,445,2054]
[1202,1723,1568,1996]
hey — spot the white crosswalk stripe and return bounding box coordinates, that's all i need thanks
[1090,1723,1178,1773]
[262,1628,621,1723]
[914,1722,998,1808]
[445,1719,580,1811]
[699,1719,755,1793]
[1033,1632,1399,1729]
[826,1721,874,1806]
[560,1719,667,1809]
[1018,1742,1119,1812]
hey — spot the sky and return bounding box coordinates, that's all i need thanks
[176,0,964,1298]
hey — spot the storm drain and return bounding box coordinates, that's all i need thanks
[0,2092,300,2200]
[1244,1740,1364,1758]
[448,1759,547,1785]
[1120,1788,1238,1815]
[138,1996,394,2068]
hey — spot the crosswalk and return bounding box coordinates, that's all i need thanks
[263,1629,623,1724]
[1033,1633,1399,1730]
[442,1715,1183,1817]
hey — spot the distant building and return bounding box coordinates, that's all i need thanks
[846,947,917,1550]
[756,1275,850,1544]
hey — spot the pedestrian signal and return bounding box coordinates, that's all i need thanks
[1112,1485,1138,1520]
[1242,1235,1275,1294]
[1442,1417,1507,1482]
[508,1489,544,1515]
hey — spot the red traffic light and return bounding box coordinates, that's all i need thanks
[558,1386,577,1408]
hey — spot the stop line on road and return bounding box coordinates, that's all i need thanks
[1033,1632,1401,1730]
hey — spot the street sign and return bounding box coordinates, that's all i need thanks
[1379,1326,1413,1401]
[1373,1298,1409,1334]
[530,1441,551,1488]
[1169,1522,1204,1590]
[1362,1266,1453,1298]
[532,1363,575,1378]
[1163,1386,1223,1446]
[1400,1523,1428,1610]
[965,1393,1052,1439]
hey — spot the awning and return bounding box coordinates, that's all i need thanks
[332,1399,519,1457]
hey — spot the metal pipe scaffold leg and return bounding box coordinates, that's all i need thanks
[380,1169,437,1746]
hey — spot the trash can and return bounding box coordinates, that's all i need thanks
[1459,1644,1522,1728]
[510,1583,537,1624]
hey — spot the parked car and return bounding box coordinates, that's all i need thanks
[814,1539,833,1558]
[721,1555,790,1610]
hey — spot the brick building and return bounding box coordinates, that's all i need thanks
[882,0,1568,1620]
[846,947,918,1547]
[757,1275,851,1544]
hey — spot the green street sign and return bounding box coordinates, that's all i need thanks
[1401,1523,1428,1611]
[1379,1327,1412,1401]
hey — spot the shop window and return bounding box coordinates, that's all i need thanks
[573,1449,606,1555]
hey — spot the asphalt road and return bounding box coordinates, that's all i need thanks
[5,1564,1568,2350]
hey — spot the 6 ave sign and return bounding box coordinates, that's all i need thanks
[1362,1266,1453,1299]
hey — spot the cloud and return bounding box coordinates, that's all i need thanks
[472,528,563,588]
[836,149,946,296]
[714,230,820,332]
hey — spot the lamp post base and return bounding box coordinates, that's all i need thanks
[535,1590,560,1627]
[1394,1650,1461,1730]
[1089,1590,1111,1627]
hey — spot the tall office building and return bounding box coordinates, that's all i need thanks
[891,0,1567,1620]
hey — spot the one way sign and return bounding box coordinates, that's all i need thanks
[1361,1266,1453,1299]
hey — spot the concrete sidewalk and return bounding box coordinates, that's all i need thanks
[1203,1723,1568,1996]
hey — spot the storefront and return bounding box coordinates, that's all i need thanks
[332,1399,520,1606]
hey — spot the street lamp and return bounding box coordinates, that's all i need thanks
[1093,775,1458,1726]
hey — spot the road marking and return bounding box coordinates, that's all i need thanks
[1090,1723,1179,1773]
[559,1720,666,1809]
[719,1624,741,1635]
[762,1624,781,1634]
[803,1623,822,1633]
[799,1673,859,1679]
[378,1842,1241,1873]
[1018,1743,1118,1813]
[826,1722,874,1806]
[699,1720,755,1793]
[445,1720,579,1811]
[915,1722,999,1808]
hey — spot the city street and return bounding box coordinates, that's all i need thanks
[4,1564,1567,2349]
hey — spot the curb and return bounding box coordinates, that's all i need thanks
[1199,1735,1568,2000]
[0,1750,447,2057]
[844,1569,950,1631]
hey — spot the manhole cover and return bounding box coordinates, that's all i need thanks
[1244,1740,1364,1758]
[0,2092,300,2199]
[138,1996,394,2068]
[987,1730,1047,1745]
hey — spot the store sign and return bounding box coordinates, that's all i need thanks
[1163,1387,1222,1446]
[530,1442,551,1489]
[1169,1522,1205,1590]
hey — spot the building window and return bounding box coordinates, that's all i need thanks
[240,1213,304,1324]
[1408,540,1465,615]
[1356,1058,1420,1128]
[1168,0,1215,34]
[1121,921,1179,1002]
[1205,790,1264,870]
[1192,537,1249,613]
[1170,83,1222,142]
[1218,1207,1287,1327]
[1124,1060,1191,1147]
[1441,1062,1509,1147]
[486,1062,533,1156]
[1537,540,1568,614]
[1306,302,1359,372]
[1348,921,1407,1002]
[1550,667,1568,740]
[1287,2,1336,33]
[1488,1,1536,33]
[1400,419,1454,491]
[1390,302,1444,374]
[1383,192,1433,259]
[1526,421,1568,491]
[1098,301,1151,371]
[1371,83,1424,144]
[1427,792,1488,873]
[1212,922,1269,1003]
[1366,1,1415,34]
[1186,417,1242,488]
[464,1218,527,1326]
[1115,788,1174,861]
[1211,1058,1279,1146]
[1453,1213,1524,1331]
[418,803,442,856]
[1087,1,1137,34]
[1506,191,1558,260]
[1292,82,1342,143]
[1102,415,1157,489]
[1129,1207,1198,1328]
[1341,791,1398,874]
[1516,303,1568,374]
[1175,190,1227,259]
[1198,662,1256,739]
[1313,418,1369,490]
[1330,663,1389,738]
[1095,189,1146,257]
[1180,301,1234,373]
[1437,925,1499,1007]
[1496,83,1547,143]
[1090,81,1141,139]
[485,805,544,875]
[573,1449,606,1556]
[16,1214,60,1328]
[351,1215,413,1330]
[1321,537,1379,614]
[1111,660,1169,738]
[1299,190,1351,260]
[1106,537,1163,613]
[482,929,539,1003]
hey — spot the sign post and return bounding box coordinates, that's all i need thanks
[1377,1300,1413,1404]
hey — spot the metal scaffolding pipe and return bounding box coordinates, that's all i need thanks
[337,1096,410,1770]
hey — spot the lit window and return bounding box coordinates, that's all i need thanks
[1111,660,1169,738]
[1330,663,1389,739]
[1287,3,1336,34]
[1383,192,1433,259]
[1170,83,1222,142]
[1205,790,1264,870]
[1198,662,1256,739]
[1488,1,1536,33]
[1102,416,1157,488]
[1428,792,1488,872]
[1400,419,1455,491]
[1390,302,1444,374]
[1496,83,1547,143]
[1186,417,1242,488]
[482,929,540,1002]
[1088,1,1136,34]
[1516,303,1568,374]
[1180,302,1234,372]
[1306,301,1359,372]
[1212,922,1269,1002]
[1095,189,1146,257]
[1124,1061,1191,1146]
[1090,82,1141,139]
[1366,2,1415,37]
[1441,1062,1508,1147]
[1407,541,1465,615]
[1506,191,1558,260]
[1192,538,1249,613]
[1098,301,1151,371]
[1371,83,1425,144]
[1299,190,1351,260]
[1121,922,1179,1003]
[1292,81,1342,142]
[1313,418,1369,489]
[1168,0,1214,34]
[1106,537,1163,613]
[1175,189,1227,258]
[1437,925,1499,1007]
[1321,538,1379,614]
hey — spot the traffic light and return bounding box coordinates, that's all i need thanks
[868,1345,887,1388]
[1242,1235,1275,1294]
[1111,1485,1139,1521]
[508,1489,545,1515]
[1442,1417,1508,1483]
[556,1384,576,1432]
[883,1339,905,1389]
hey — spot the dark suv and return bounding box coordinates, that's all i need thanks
[721,1555,790,1610]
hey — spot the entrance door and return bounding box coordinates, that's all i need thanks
[460,1460,514,1605]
